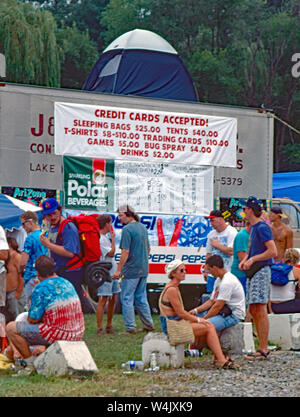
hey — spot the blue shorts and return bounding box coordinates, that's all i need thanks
[197,311,240,331]
[97,279,121,297]
[246,266,271,305]
[16,321,50,347]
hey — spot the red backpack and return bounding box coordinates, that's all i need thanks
[57,214,101,271]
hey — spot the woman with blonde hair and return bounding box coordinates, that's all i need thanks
[159,259,239,370]
[269,248,300,314]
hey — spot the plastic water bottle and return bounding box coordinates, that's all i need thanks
[145,353,159,372]
[121,360,144,371]
[267,345,277,352]
[242,349,254,355]
[150,353,157,368]
[41,221,49,238]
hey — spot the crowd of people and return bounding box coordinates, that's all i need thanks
[0,195,299,375]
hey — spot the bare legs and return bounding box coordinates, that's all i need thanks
[96,294,117,331]
[249,303,269,353]
[191,321,227,366]
[6,321,31,359]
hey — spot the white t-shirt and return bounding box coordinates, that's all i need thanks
[100,233,117,276]
[206,224,237,271]
[16,311,29,322]
[270,270,296,302]
[210,271,246,320]
[0,225,9,274]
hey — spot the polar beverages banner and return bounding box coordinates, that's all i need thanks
[63,157,213,215]
[63,156,115,211]
[55,102,237,167]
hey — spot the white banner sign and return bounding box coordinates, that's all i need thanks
[114,161,213,215]
[55,102,237,167]
[115,246,206,284]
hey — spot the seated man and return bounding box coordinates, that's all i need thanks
[4,310,46,362]
[6,255,85,375]
[190,255,245,331]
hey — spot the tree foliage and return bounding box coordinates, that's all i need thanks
[0,0,60,86]
[56,23,99,89]
[26,0,110,50]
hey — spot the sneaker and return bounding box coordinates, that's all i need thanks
[105,326,116,334]
[11,362,36,377]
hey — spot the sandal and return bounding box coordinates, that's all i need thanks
[213,356,232,366]
[216,359,240,370]
[96,328,106,335]
[245,349,270,361]
[105,326,116,334]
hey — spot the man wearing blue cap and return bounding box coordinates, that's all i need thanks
[239,196,277,360]
[39,198,90,313]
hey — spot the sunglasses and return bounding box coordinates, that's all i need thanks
[21,219,31,225]
[179,268,187,273]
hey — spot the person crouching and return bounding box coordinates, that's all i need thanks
[6,255,85,375]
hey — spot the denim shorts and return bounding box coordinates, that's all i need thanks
[246,266,271,305]
[97,279,121,297]
[16,321,50,347]
[197,311,240,332]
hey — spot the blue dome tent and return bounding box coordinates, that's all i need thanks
[83,29,198,102]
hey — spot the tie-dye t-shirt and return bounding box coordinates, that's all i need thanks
[23,230,48,283]
[29,277,85,343]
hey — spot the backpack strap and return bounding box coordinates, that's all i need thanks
[57,218,71,242]
[56,218,84,271]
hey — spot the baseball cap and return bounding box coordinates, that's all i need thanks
[166,259,184,278]
[41,198,59,215]
[270,206,287,218]
[270,206,282,215]
[205,210,223,219]
[244,196,262,211]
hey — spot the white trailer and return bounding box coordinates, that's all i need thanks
[0,82,273,197]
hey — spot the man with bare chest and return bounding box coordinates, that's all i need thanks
[3,237,24,323]
[269,206,293,262]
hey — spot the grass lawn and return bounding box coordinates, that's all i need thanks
[0,314,207,397]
